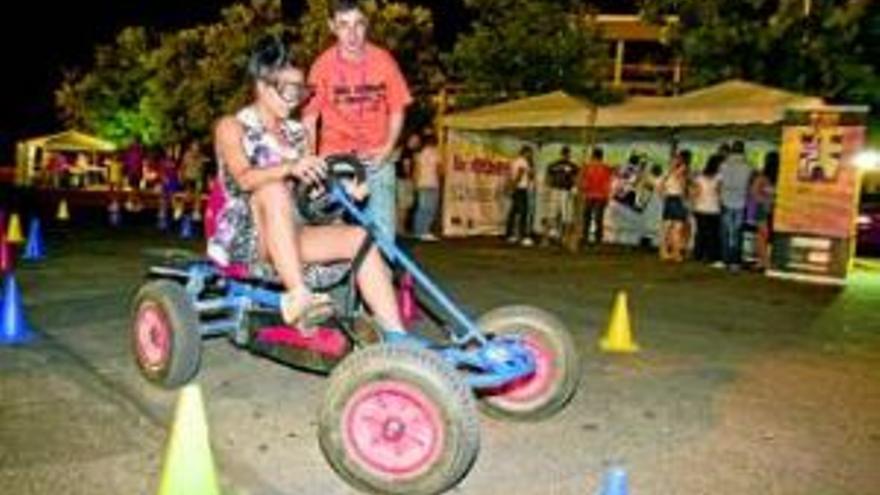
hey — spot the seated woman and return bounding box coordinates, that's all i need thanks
[208,36,407,337]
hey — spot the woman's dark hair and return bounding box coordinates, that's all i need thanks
[703,153,723,177]
[247,35,292,81]
[763,151,780,185]
[678,149,692,167]
[423,134,438,147]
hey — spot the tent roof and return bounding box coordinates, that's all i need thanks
[22,130,117,152]
[441,91,596,130]
[596,79,824,128]
[442,80,824,131]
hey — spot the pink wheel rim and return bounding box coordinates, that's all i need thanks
[135,302,171,371]
[490,334,556,405]
[341,380,445,480]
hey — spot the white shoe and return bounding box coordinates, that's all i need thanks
[506,236,519,244]
[711,261,725,269]
[521,238,534,247]
[419,233,439,242]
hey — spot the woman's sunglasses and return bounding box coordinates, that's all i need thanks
[265,79,312,104]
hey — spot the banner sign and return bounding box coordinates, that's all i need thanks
[769,107,867,284]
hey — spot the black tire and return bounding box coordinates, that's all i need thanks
[477,305,581,421]
[319,344,480,495]
[130,279,202,388]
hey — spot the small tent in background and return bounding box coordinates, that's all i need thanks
[16,130,117,186]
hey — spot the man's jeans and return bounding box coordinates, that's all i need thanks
[413,187,440,237]
[366,162,397,239]
[721,206,745,266]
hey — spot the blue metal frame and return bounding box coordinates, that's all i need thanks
[147,180,536,389]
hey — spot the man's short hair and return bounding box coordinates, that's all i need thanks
[592,147,604,160]
[731,140,745,154]
[331,0,361,15]
[561,146,570,156]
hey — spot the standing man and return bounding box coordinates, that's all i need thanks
[506,145,536,246]
[304,0,412,239]
[544,146,579,243]
[579,147,613,247]
[719,140,753,270]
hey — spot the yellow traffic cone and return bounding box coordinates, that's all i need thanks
[6,214,24,244]
[599,291,639,353]
[157,384,221,495]
[56,200,70,222]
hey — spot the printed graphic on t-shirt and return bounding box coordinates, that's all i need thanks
[332,82,388,112]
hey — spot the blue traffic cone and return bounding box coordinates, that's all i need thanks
[180,214,194,239]
[1,274,35,345]
[596,466,629,495]
[157,200,169,231]
[22,218,46,261]
[108,200,122,227]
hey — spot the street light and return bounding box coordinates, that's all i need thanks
[853,149,880,171]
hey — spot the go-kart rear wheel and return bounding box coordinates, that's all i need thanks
[477,305,581,421]
[131,280,201,389]
[319,343,479,495]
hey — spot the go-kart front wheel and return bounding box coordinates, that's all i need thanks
[130,280,201,389]
[319,343,480,495]
[477,305,581,421]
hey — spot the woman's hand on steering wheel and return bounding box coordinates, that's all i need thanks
[285,155,327,186]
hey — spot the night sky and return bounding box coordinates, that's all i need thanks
[0,0,632,163]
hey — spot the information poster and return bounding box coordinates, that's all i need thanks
[769,107,867,285]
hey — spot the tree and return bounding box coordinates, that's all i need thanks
[444,0,617,109]
[56,0,443,146]
[146,0,290,147]
[641,0,880,107]
[55,27,164,146]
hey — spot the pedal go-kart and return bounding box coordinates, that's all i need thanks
[131,155,581,495]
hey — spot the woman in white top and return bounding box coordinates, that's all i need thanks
[659,150,692,262]
[691,154,723,263]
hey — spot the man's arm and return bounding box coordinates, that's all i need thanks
[378,110,405,163]
[302,113,319,155]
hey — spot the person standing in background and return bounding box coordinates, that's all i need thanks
[544,146,579,243]
[579,148,613,247]
[506,145,535,246]
[750,151,779,271]
[395,133,421,235]
[412,134,441,241]
[691,154,723,264]
[719,140,754,271]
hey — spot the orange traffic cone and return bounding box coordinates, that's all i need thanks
[599,291,639,353]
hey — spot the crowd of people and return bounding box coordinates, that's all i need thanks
[655,141,779,271]
[37,141,209,197]
[500,140,780,272]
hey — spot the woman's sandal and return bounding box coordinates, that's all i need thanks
[280,288,336,332]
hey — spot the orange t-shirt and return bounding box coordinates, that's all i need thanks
[580,160,613,200]
[304,43,412,156]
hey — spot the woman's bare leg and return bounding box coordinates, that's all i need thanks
[298,225,405,332]
[250,182,307,291]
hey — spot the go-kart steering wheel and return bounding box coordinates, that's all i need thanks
[295,153,367,225]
